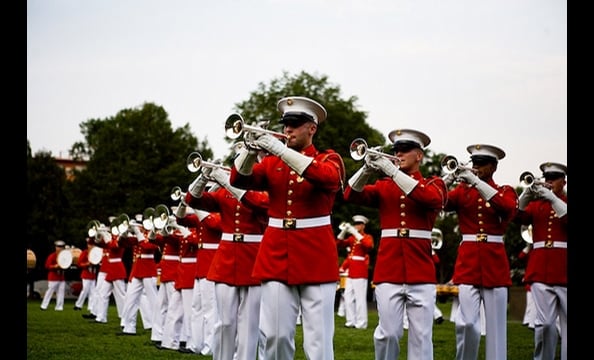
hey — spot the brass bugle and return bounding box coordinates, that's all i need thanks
[440,155,474,175]
[519,171,547,189]
[170,186,185,201]
[225,113,289,141]
[349,138,400,162]
[186,152,231,173]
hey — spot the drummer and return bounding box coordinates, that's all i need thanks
[40,240,68,311]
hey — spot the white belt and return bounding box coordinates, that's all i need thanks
[180,257,197,263]
[221,233,263,243]
[108,258,122,263]
[268,215,331,229]
[139,254,154,259]
[162,255,179,261]
[351,256,366,261]
[461,234,504,243]
[201,243,219,249]
[533,241,567,249]
[381,228,432,239]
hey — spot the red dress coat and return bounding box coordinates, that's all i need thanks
[344,171,446,284]
[445,179,518,287]
[515,194,567,286]
[120,235,159,281]
[185,187,268,286]
[45,252,65,281]
[230,145,345,284]
[77,249,97,280]
[177,212,223,280]
[153,233,181,283]
[336,233,374,279]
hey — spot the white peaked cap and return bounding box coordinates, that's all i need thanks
[278,96,327,124]
[352,215,369,224]
[539,162,567,176]
[388,129,431,149]
[466,144,506,161]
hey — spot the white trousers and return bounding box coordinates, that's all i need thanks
[94,276,126,323]
[531,282,567,360]
[523,290,536,328]
[403,302,443,329]
[373,283,435,360]
[120,277,158,333]
[344,277,369,329]
[74,278,96,310]
[161,286,193,350]
[260,281,336,360]
[450,297,486,335]
[40,280,66,311]
[188,278,218,355]
[455,285,507,360]
[151,280,174,342]
[212,283,262,360]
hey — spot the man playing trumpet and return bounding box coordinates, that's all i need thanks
[514,162,567,360]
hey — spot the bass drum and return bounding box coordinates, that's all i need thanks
[57,249,73,269]
[27,249,36,270]
[89,246,103,265]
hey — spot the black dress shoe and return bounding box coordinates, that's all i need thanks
[435,316,444,325]
[73,306,82,311]
[116,331,136,336]
[178,347,194,354]
[82,314,96,319]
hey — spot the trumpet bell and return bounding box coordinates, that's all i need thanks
[153,204,170,230]
[349,138,368,161]
[171,186,184,201]
[186,152,203,173]
[521,224,533,243]
[431,228,443,249]
[87,220,102,238]
[440,155,459,174]
[519,171,535,187]
[142,207,156,230]
[225,113,244,140]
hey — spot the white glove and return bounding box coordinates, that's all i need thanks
[368,156,418,195]
[133,225,145,240]
[234,146,259,175]
[210,168,246,200]
[196,210,210,221]
[177,225,192,238]
[255,134,313,175]
[522,244,532,254]
[442,173,456,188]
[175,203,187,218]
[535,186,567,217]
[518,186,537,210]
[457,169,497,200]
[337,223,350,240]
[346,224,364,241]
[347,164,374,192]
[188,172,210,198]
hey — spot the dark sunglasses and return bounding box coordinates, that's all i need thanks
[543,172,564,181]
[391,142,419,153]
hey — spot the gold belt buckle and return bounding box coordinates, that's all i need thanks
[476,234,488,242]
[545,240,553,248]
[198,243,203,249]
[233,233,244,242]
[283,218,297,229]
[398,228,410,237]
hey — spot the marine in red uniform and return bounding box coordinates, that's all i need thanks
[335,215,374,329]
[176,206,222,355]
[40,240,67,311]
[344,128,446,360]
[230,96,345,360]
[119,224,159,335]
[185,165,268,360]
[94,232,128,324]
[515,162,567,360]
[74,238,99,312]
[444,144,518,360]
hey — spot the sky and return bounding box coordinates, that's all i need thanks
[27,0,567,188]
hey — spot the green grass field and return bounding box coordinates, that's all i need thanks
[27,297,550,360]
